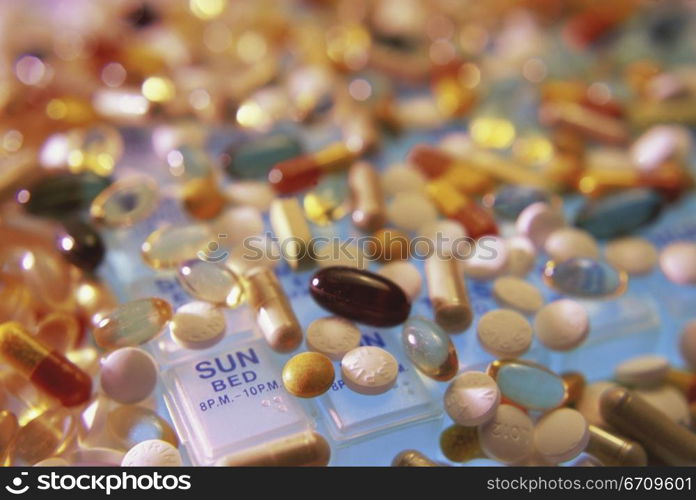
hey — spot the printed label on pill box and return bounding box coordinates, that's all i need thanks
[318,330,441,442]
[162,337,309,465]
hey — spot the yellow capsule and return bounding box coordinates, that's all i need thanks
[9,407,77,465]
[303,190,347,226]
[218,430,331,466]
[577,168,637,197]
[93,298,172,350]
[349,161,386,232]
[90,175,160,228]
[142,76,176,103]
[35,311,80,353]
[106,405,178,450]
[628,98,696,127]
[470,117,516,150]
[440,425,483,463]
[244,267,303,353]
[513,134,555,166]
[0,410,18,465]
[45,96,96,125]
[434,78,475,117]
[282,352,335,398]
[269,198,315,271]
[314,142,358,170]
[182,176,226,220]
[141,224,215,270]
[426,180,468,217]
[440,165,494,195]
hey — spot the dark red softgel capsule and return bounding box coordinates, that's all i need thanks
[309,266,411,327]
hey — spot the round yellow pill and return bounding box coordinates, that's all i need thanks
[282,352,335,398]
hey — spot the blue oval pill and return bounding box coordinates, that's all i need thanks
[491,360,566,410]
[543,257,627,297]
[492,185,551,220]
[222,133,303,179]
[574,188,665,239]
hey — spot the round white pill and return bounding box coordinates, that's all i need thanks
[444,371,501,426]
[515,202,565,250]
[341,346,398,395]
[506,236,536,277]
[680,320,696,368]
[605,237,658,275]
[544,227,599,262]
[377,261,423,301]
[477,309,532,359]
[478,404,534,464]
[534,408,589,464]
[492,276,544,314]
[306,317,361,361]
[614,354,669,387]
[121,439,182,467]
[576,381,617,428]
[100,347,158,404]
[460,236,509,280]
[381,163,426,196]
[660,242,696,285]
[170,301,226,350]
[534,299,589,351]
[386,193,438,232]
[635,385,691,427]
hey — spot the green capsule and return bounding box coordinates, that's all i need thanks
[21,172,112,219]
[221,133,303,179]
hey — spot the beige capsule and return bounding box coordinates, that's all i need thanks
[349,161,386,232]
[9,408,77,465]
[425,255,472,333]
[217,431,331,466]
[244,267,302,353]
[586,425,647,466]
[269,198,315,271]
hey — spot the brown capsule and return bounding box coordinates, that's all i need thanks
[562,372,586,406]
[425,255,472,333]
[348,161,386,232]
[586,425,647,466]
[365,228,410,262]
[182,176,226,220]
[244,267,303,353]
[392,450,441,467]
[440,425,483,463]
[600,387,696,465]
[269,198,315,271]
[217,431,331,466]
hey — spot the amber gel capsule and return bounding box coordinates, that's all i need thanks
[244,267,303,353]
[309,266,411,327]
[0,322,91,407]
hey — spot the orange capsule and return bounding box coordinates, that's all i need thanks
[0,322,91,407]
[182,175,226,220]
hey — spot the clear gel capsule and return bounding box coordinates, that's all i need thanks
[425,255,472,333]
[244,267,303,353]
[489,359,566,411]
[349,161,386,232]
[600,387,696,465]
[141,224,215,270]
[90,175,159,228]
[309,266,411,327]
[177,259,244,308]
[401,316,458,382]
[217,431,330,466]
[269,197,315,271]
[0,322,91,407]
[93,298,172,350]
[543,258,628,298]
[440,425,483,463]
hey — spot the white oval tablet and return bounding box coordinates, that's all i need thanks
[614,354,669,387]
[605,237,658,275]
[341,346,398,395]
[635,385,691,427]
[492,276,544,314]
[534,408,589,464]
[386,193,438,232]
[515,202,565,250]
[444,371,501,426]
[660,242,696,285]
[576,381,617,428]
[534,299,589,351]
[121,439,182,467]
[100,347,158,404]
[460,236,508,280]
[170,301,226,350]
[544,227,599,262]
[377,261,423,301]
[477,309,532,359]
[478,404,534,464]
[306,317,361,361]
[506,236,536,277]
[680,320,696,368]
